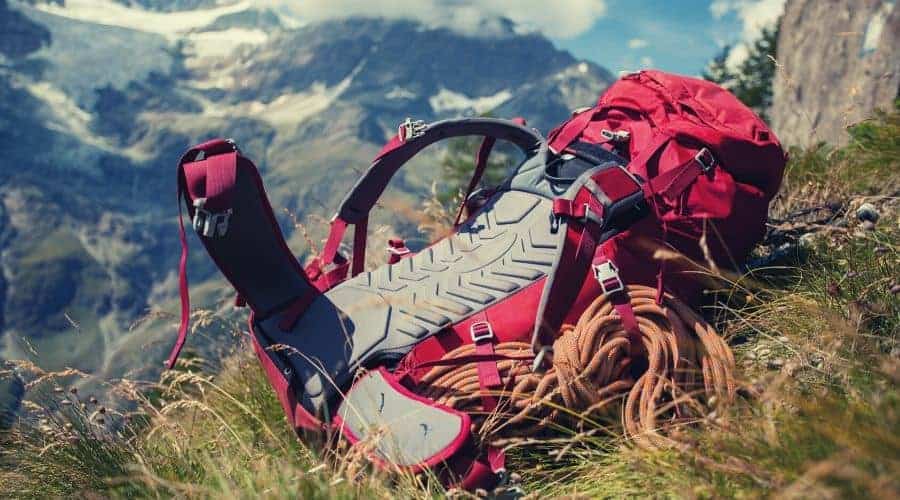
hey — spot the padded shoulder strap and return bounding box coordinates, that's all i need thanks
[337,117,546,224]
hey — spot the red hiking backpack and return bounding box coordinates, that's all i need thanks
[168,71,784,490]
[547,70,786,302]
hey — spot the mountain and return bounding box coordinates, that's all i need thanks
[0,0,614,390]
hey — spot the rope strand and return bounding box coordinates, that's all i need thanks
[416,285,736,448]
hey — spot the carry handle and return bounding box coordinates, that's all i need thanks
[336,117,546,224]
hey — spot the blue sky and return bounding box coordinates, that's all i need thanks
[553,0,747,76]
[280,0,785,76]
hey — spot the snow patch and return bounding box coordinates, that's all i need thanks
[35,0,253,38]
[553,62,598,81]
[24,81,124,156]
[200,62,361,127]
[185,28,269,61]
[429,88,512,114]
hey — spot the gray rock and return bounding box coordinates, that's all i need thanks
[771,0,899,147]
[0,365,23,429]
[856,202,880,223]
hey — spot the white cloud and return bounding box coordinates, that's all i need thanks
[709,0,784,68]
[627,38,649,49]
[263,0,608,39]
[639,56,654,67]
[709,0,785,40]
[724,43,749,69]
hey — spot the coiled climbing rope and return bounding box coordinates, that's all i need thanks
[416,285,736,448]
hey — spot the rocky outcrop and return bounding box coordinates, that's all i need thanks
[771,0,899,146]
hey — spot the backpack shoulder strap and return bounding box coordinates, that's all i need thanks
[339,117,545,223]
[531,163,648,357]
[318,117,547,277]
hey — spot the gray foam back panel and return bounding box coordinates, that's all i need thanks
[255,188,562,419]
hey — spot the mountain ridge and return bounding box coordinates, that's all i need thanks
[0,0,615,389]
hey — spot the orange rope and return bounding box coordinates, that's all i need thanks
[416,285,736,448]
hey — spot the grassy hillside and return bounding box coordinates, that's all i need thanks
[1,108,897,498]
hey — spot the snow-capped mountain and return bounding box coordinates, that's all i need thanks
[0,0,614,392]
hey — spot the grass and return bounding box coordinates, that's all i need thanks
[1,108,898,498]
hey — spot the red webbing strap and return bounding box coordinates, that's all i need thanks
[611,291,642,357]
[317,215,366,280]
[168,186,191,369]
[471,313,506,483]
[321,218,348,264]
[487,446,505,474]
[203,152,238,211]
[548,107,596,153]
[453,136,496,227]
[460,457,500,491]
[386,238,410,265]
[472,320,502,404]
[277,288,319,332]
[374,134,406,162]
[167,143,237,369]
[409,352,533,372]
[546,223,597,340]
[533,194,604,350]
[351,216,368,276]
[551,199,589,218]
[645,152,710,200]
[592,253,642,358]
[452,117,527,227]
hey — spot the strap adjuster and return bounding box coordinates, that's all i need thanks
[600,129,630,142]
[398,118,426,142]
[470,321,494,343]
[192,198,232,238]
[592,260,624,295]
[552,199,604,226]
[694,147,716,173]
[386,246,410,256]
[582,203,604,226]
[387,238,411,256]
